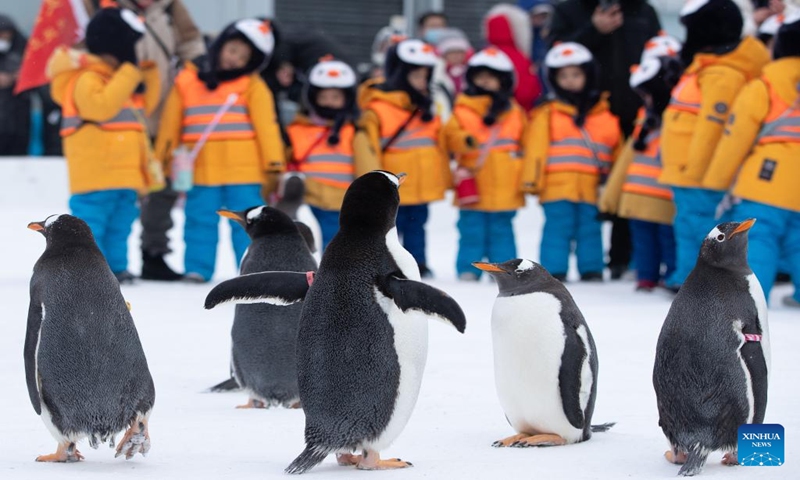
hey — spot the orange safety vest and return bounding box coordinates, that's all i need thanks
[288,123,356,189]
[754,78,800,145]
[667,73,701,114]
[622,130,672,200]
[452,104,522,159]
[369,100,440,152]
[546,109,614,175]
[175,70,255,143]
[60,74,145,137]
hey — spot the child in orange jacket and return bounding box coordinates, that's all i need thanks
[359,39,454,277]
[443,47,526,280]
[155,19,285,282]
[522,42,622,281]
[48,8,160,283]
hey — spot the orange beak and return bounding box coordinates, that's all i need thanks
[217,210,244,222]
[396,172,407,185]
[731,218,756,237]
[27,222,45,232]
[472,262,507,273]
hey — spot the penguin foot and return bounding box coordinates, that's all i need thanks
[336,453,362,466]
[115,417,150,460]
[36,442,83,463]
[721,452,739,466]
[665,449,688,464]
[509,434,567,448]
[356,450,413,470]
[236,398,267,409]
[492,433,529,447]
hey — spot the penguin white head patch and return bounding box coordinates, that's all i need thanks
[44,214,63,228]
[234,19,275,55]
[545,42,593,69]
[309,60,357,89]
[376,171,401,188]
[707,226,726,242]
[515,259,535,273]
[396,39,439,67]
[121,9,146,34]
[246,206,266,222]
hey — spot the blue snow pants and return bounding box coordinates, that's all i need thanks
[456,209,517,277]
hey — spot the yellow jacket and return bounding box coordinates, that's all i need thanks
[155,63,285,188]
[600,134,675,225]
[48,47,160,194]
[443,94,526,211]
[702,57,800,212]
[659,37,770,187]
[522,98,622,204]
[359,87,456,205]
[287,114,380,211]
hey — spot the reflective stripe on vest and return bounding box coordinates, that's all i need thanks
[622,131,672,200]
[288,123,356,189]
[369,99,440,153]
[755,79,800,144]
[175,70,255,142]
[547,138,613,174]
[452,103,523,160]
[668,74,701,114]
[59,74,145,136]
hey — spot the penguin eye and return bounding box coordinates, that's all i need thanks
[716,233,725,242]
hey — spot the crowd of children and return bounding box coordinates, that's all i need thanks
[46,1,799,307]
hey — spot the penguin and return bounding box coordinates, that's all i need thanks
[205,171,467,473]
[25,214,155,462]
[216,205,318,408]
[653,219,770,477]
[473,259,612,448]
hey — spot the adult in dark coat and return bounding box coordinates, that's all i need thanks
[0,14,31,156]
[549,0,661,279]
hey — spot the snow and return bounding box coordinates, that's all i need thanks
[1,159,797,479]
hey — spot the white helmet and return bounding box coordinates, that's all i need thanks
[545,42,593,69]
[308,59,357,89]
[641,34,682,62]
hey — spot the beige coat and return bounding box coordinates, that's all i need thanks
[82,0,206,134]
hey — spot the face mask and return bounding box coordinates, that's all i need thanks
[423,28,446,46]
[0,39,11,53]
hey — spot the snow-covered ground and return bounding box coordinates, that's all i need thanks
[1,159,796,479]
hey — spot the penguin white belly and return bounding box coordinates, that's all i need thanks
[491,293,584,443]
[368,288,429,451]
[363,227,427,451]
[746,273,771,374]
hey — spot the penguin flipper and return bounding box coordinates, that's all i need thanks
[24,296,43,415]
[205,271,312,309]
[559,326,588,430]
[381,276,467,333]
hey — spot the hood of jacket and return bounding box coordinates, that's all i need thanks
[763,57,800,107]
[688,36,769,82]
[484,4,531,58]
[47,47,114,106]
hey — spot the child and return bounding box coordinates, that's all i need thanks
[522,42,622,282]
[48,8,161,283]
[286,58,379,249]
[658,0,770,290]
[703,15,800,307]
[444,47,526,281]
[360,38,455,278]
[600,53,683,291]
[155,19,285,283]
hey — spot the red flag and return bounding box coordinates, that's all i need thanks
[14,0,90,94]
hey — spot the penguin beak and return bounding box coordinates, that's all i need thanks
[731,218,756,237]
[27,221,46,234]
[217,209,246,226]
[396,172,407,185]
[472,262,510,274]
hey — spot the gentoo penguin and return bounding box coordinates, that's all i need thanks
[217,205,318,408]
[474,259,612,448]
[653,219,769,476]
[26,214,155,462]
[205,171,466,473]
